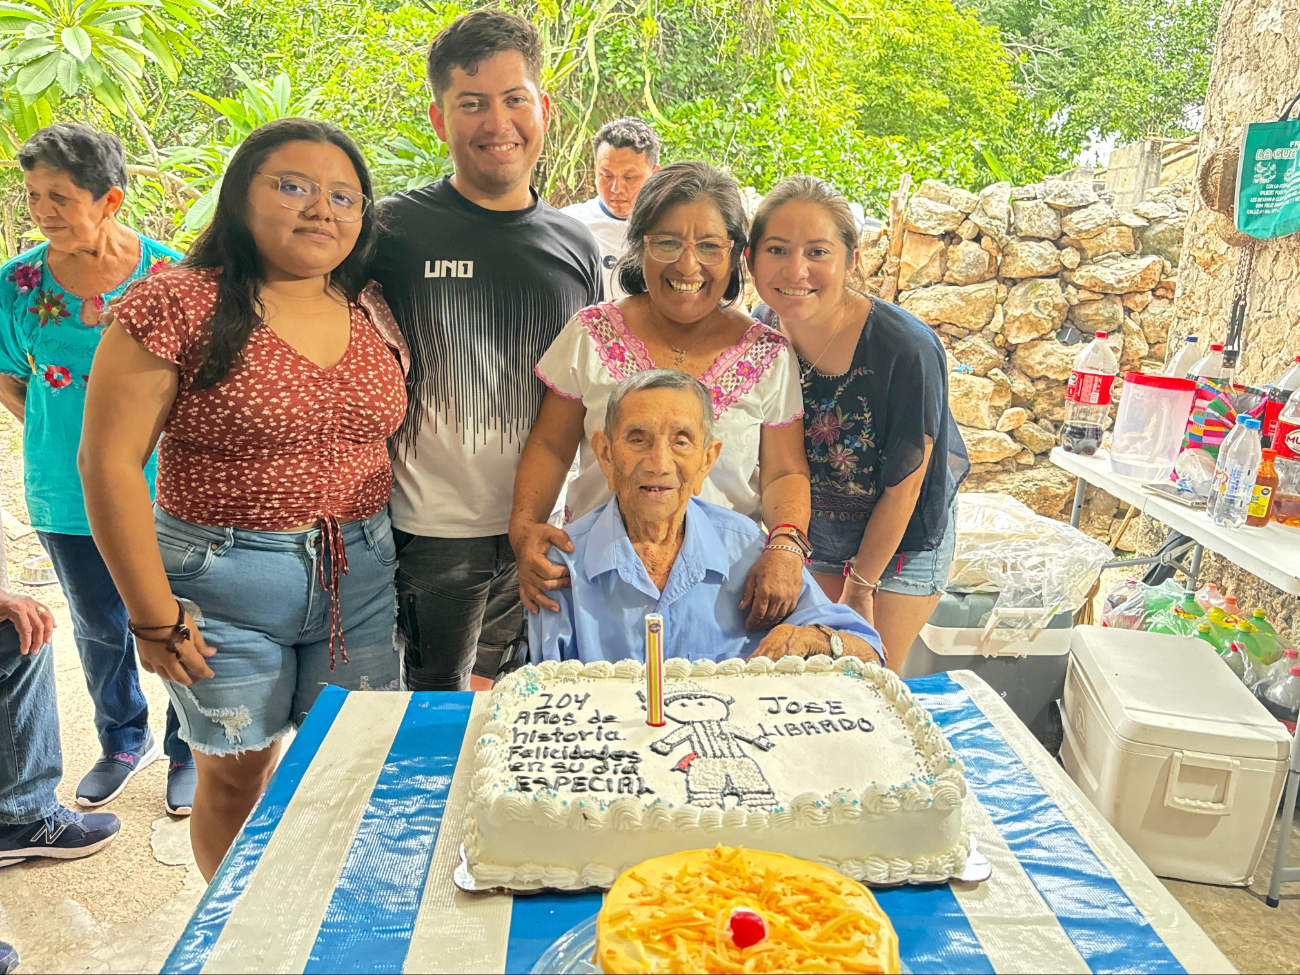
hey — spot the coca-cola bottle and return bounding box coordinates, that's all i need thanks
[1061,331,1118,456]
[1272,386,1300,528]
[1264,354,1300,445]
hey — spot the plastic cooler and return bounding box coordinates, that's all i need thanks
[1109,372,1197,481]
[899,590,1073,742]
[1060,625,1292,885]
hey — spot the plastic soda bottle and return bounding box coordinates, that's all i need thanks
[1247,449,1279,526]
[1255,664,1300,732]
[1195,583,1228,611]
[1263,354,1300,444]
[1146,604,1203,637]
[1271,386,1300,528]
[1256,648,1299,697]
[1209,416,1262,528]
[1193,622,1218,652]
[1234,619,1262,660]
[1177,591,1204,618]
[1164,335,1200,378]
[1187,342,1231,381]
[1223,594,1240,614]
[1250,609,1280,664]
[1061,331,1118,456]
[1222,641,1248,680]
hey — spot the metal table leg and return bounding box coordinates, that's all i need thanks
[1187,544,1204,591]
[1267,729,1300,908]
[1070,477,1086,529]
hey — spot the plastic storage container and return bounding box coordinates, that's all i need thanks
[900,590,1073,743]
[1060,626,1291,885]
[1109,372,1197,481]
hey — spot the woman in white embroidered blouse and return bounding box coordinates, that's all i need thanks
[509,163,811,630]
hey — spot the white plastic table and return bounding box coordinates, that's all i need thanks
[1049,446,1300,596]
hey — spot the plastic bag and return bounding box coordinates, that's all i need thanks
[1100,578,1187,630]
[948,493,1113,637]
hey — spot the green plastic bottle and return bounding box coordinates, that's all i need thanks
[1252,609,1281,665]
[1193,622,1218,651]
[1234,619,1263,661]
[1177,592,1205,619]
[1147,603,1205,637]
[1207,611,1243,653]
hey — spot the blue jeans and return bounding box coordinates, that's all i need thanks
[0,622,61,824]
[156,507,400,756]
[37,532,190,765]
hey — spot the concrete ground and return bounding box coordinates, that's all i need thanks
[0,410,1298,973]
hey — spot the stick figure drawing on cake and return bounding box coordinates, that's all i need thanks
[647,682,777,811]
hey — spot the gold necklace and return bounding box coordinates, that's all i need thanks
[783,309,846,382]
[649,311,710,368]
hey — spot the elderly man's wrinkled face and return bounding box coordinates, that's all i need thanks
[592,387,721,526]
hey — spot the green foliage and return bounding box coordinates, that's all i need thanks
[0,0,1219,241]
[0,0,220,151]
[968,0,1219,146]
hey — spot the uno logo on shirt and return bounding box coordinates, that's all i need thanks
[424,260,474,279]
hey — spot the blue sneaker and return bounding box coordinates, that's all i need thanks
[0,806,121,864]
[166,760,197,817]
[0,940,17,975]
[76,730,160,807]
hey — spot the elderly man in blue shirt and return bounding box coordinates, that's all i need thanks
[527,369,884,666]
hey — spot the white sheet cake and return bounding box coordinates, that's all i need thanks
[465,655,969,889]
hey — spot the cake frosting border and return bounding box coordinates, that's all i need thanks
[465,654,969,889]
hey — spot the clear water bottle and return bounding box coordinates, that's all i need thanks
[1209,416,1262,528]
[1164,335,1200,378]
[1061,331,1118,456]
[1187,341,1232,382]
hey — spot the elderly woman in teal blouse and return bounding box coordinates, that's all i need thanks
[0,124,191,817]
[527,369,883,666]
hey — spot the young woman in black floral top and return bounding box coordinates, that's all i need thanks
[748,177,968,669]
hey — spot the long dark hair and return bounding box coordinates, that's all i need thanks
[615,161,747,303]
[183,118,379,390]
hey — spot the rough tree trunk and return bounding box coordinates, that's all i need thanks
[1171,0,1300,380]
[1141,0,1300,643]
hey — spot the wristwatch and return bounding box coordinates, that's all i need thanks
[768,524,813,560]
[811,623,845,659]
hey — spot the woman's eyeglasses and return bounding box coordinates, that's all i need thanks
[643,235,732,265]
[254,173,370,223]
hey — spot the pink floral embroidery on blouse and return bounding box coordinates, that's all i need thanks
[576,303,790,419]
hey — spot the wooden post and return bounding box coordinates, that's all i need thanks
[879,173,912,304]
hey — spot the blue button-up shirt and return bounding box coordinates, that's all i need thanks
[527,496,883,664]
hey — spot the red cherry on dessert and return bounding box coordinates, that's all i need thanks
[728,908,767,948]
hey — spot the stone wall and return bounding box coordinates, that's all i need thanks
[855,175,1193,537]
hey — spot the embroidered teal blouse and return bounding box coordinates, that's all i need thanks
[0,235,180,534]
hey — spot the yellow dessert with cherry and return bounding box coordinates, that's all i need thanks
[596,846,901,974]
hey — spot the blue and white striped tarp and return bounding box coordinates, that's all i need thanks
[164,672,1232,974]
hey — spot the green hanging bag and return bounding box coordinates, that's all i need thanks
[1236,91,1300,240]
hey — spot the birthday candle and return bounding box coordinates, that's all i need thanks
[645,613,665,727]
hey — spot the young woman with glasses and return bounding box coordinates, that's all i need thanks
[78,119,409,879]
[509,162,812,632]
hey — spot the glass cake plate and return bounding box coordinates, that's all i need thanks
[529,914,913,974]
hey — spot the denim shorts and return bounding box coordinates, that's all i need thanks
[808,495,959,597]
[154,506,400,756]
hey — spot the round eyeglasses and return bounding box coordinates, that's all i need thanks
[254,173,370,223]
[643,235,732,265]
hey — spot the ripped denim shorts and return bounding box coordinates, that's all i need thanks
[154,505,399,756]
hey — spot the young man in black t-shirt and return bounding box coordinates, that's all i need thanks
[370,10,601,692]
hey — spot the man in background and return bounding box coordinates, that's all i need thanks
[562,117,660,300]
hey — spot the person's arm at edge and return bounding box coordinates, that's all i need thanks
[0,375,25,423]
[524,544,578,663]
[78,323,213,684]
[740,418,812,626]
[508,389,587,612]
